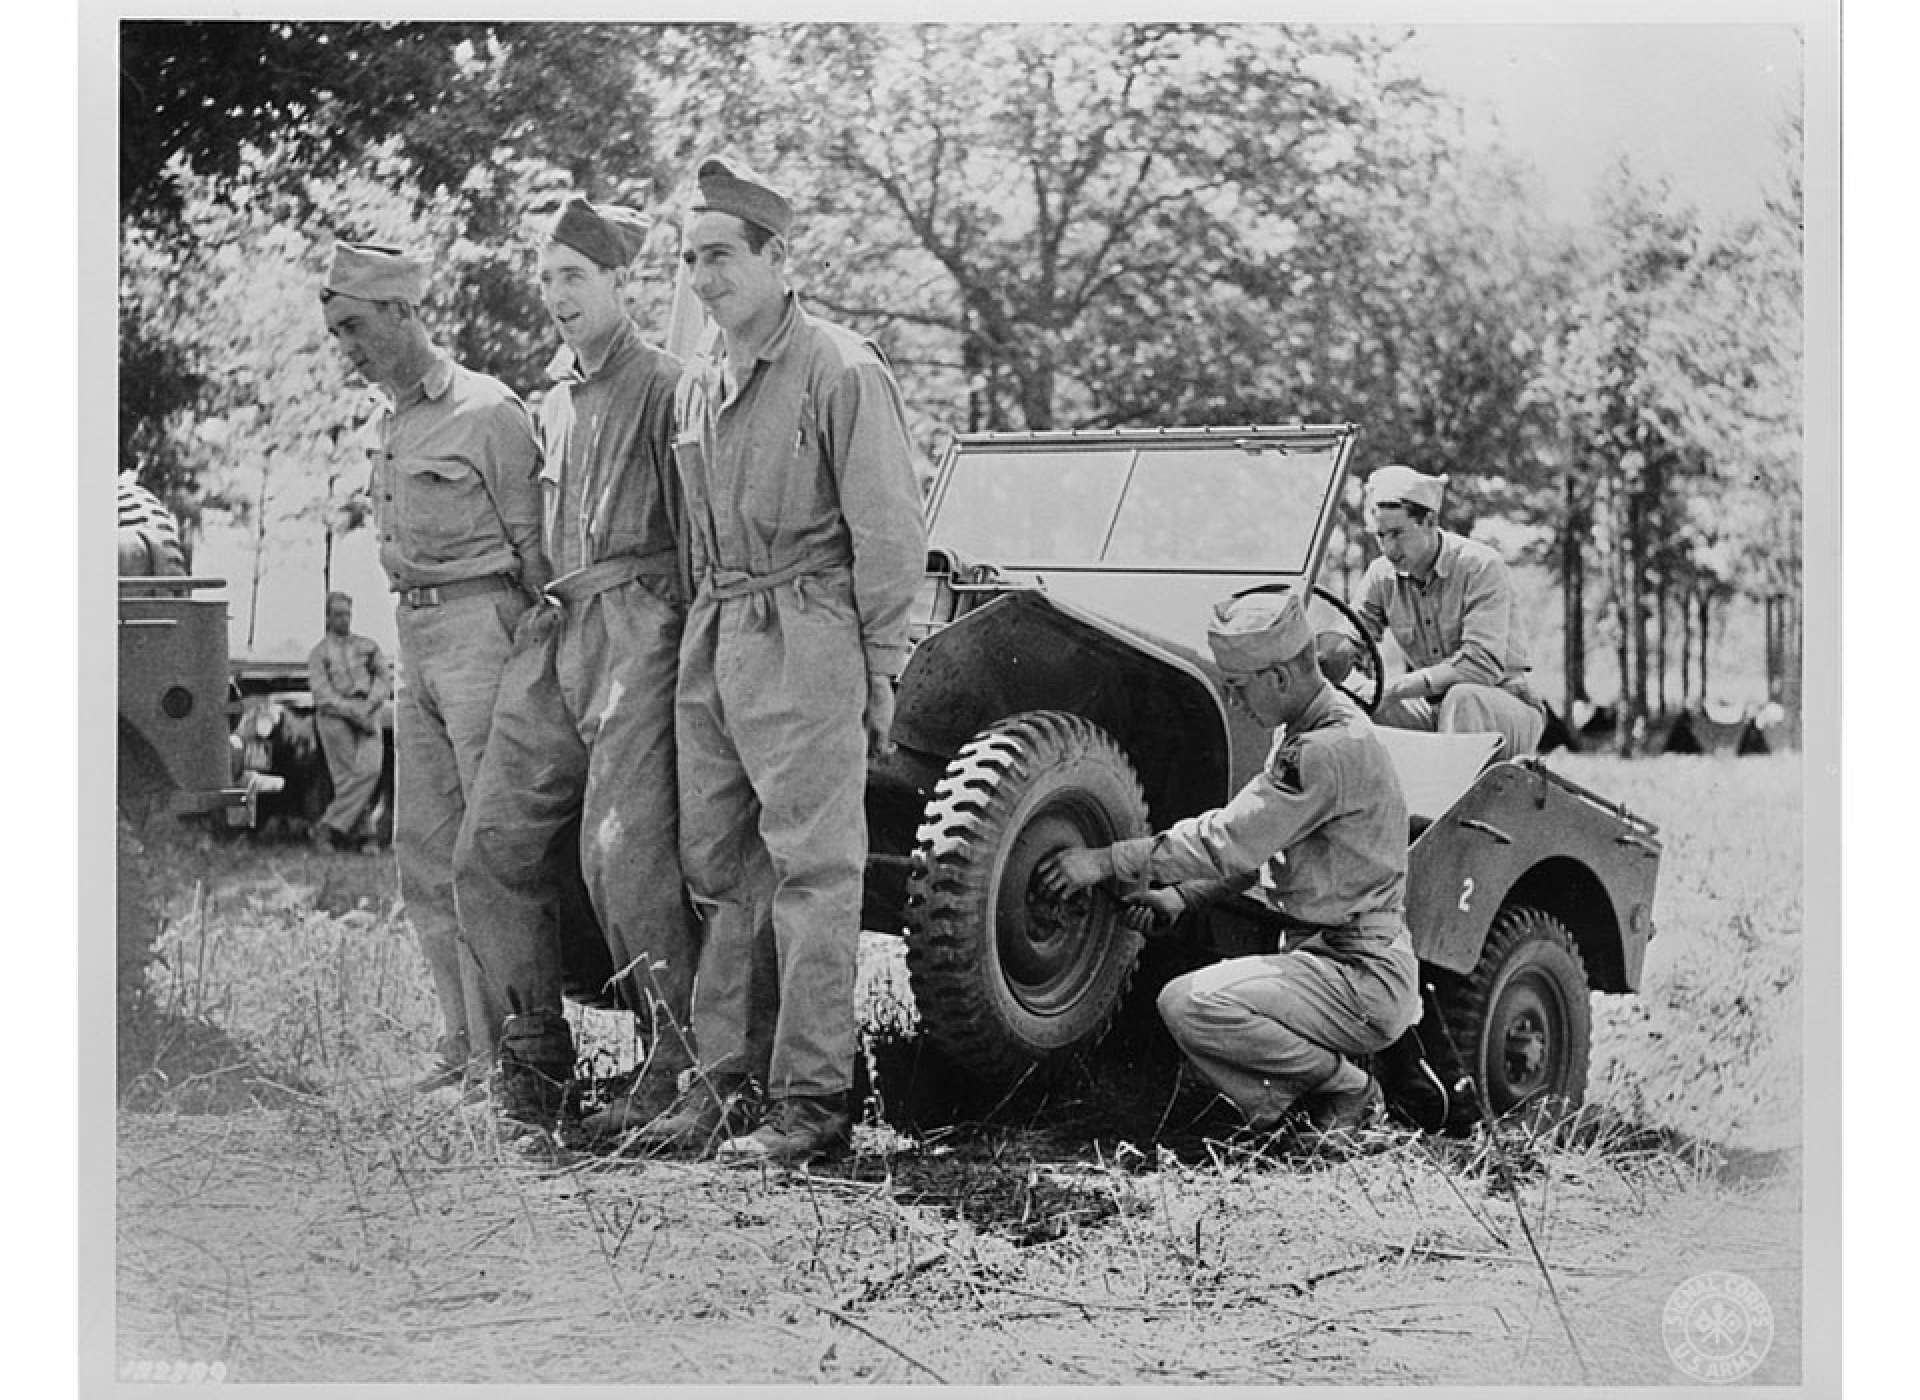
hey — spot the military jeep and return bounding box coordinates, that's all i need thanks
[860,424,1662,1121]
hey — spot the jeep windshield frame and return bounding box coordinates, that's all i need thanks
[927,423,1358,581]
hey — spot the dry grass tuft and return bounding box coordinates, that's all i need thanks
[113,751,1805,1385]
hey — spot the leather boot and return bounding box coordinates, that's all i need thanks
[626,1075,763,1157]
[716,1092,852,1166]
[495,1011,576,1136]
[579,1062,687,1143]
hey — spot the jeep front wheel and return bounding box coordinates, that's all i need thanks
[905,711,1150,1082]
[1439,905,1591,1119]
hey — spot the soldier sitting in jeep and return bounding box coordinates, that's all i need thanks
[1351,463,1547,760]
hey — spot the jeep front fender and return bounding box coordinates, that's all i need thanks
[892,590,1232,828]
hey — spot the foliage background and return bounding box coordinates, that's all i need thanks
[117,20,1805,742]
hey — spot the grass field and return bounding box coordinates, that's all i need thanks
[108,749,1808,1386]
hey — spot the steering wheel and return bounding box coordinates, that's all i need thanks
[1307,585,1384,714]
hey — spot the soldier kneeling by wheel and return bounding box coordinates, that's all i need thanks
[1036,588,1421,1144]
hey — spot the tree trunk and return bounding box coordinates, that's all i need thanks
[1654,573,1669,717]
[246,454,270,653]
[1698,591,1713,702]
[1014,353,1055,432]
[1764,593,1782,700]
[1560,475,1587,712]
[1618,493,1649,755]
[1678,585,1695,710]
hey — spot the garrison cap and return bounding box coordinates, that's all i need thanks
[1365,463,1448,515]
[692,154,793,238]
[548,196,651,269]
[323,241,430,304]
[1207,590,1315,671]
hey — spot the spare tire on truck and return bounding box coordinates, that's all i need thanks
[904,711,1150,1082]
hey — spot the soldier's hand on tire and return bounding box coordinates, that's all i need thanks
[1035,845,1114,898]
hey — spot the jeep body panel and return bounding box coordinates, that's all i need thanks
[118,579,252,819]
[1408,758,1660,993]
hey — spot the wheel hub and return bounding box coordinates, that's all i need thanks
[994,804,1114,1014]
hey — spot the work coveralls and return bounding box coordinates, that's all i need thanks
[1112,687,1422,1128]
[363,354,547,1063]
[672,294,926,1101]
[1353,528,1545,759]
[454,321,698,1069]
[306,630,391,840]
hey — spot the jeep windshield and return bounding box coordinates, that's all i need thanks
[922,424,1358,664]
[929,426,1352,575]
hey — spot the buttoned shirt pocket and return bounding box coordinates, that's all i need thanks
[388,453,500,564]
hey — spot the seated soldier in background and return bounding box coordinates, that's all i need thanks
[1036,589,1421,1143]
[306,590,391,850]
[1351,464,1545,760]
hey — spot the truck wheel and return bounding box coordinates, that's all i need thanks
[905,711,1150,1082]
[1440,906,1591,1119]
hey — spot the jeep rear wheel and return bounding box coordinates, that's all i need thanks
[905,711,1150,1082]
[1440,906,1591,1119]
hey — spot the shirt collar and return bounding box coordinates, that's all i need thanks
[545,317,638,385]
[394,350,455,408]
[1293,682,1342,735]
[1397,528,1460,584]
[753,292,803,366]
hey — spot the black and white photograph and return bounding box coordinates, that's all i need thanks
[77,1,1847,1392]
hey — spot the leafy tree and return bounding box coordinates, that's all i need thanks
[646,25,1470,432]
[119,20,673,507]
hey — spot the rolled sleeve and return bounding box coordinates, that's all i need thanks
[821,363,927,679]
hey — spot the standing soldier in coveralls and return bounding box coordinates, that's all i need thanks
[452,198,701,1139]
[321,242,551,1092]
[629,156,926,1164]
[306,590,392,851]
[1037,590,1421,1142]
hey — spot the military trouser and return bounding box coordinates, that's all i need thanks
[676,573,869,1099]
[1157,924,1422,1129]
[314,710,384,838]
[453,579,697,1070]
[393,586,528,1055]
[1374,684,1545,760]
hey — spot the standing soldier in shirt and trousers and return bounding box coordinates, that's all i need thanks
[321,241,551,1092]
[453,198,701,1138]
[630,156,926,1164]
[307,589,391,850]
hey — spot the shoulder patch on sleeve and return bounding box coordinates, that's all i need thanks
[1266,738,1305,793]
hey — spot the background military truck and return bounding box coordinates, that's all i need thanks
[849,425,1662,1126]
[117,475,254,830]
[117,475,255,1052]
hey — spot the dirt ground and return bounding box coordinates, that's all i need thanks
[113,1088,1801,1386]
[109,754,1809,1387]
